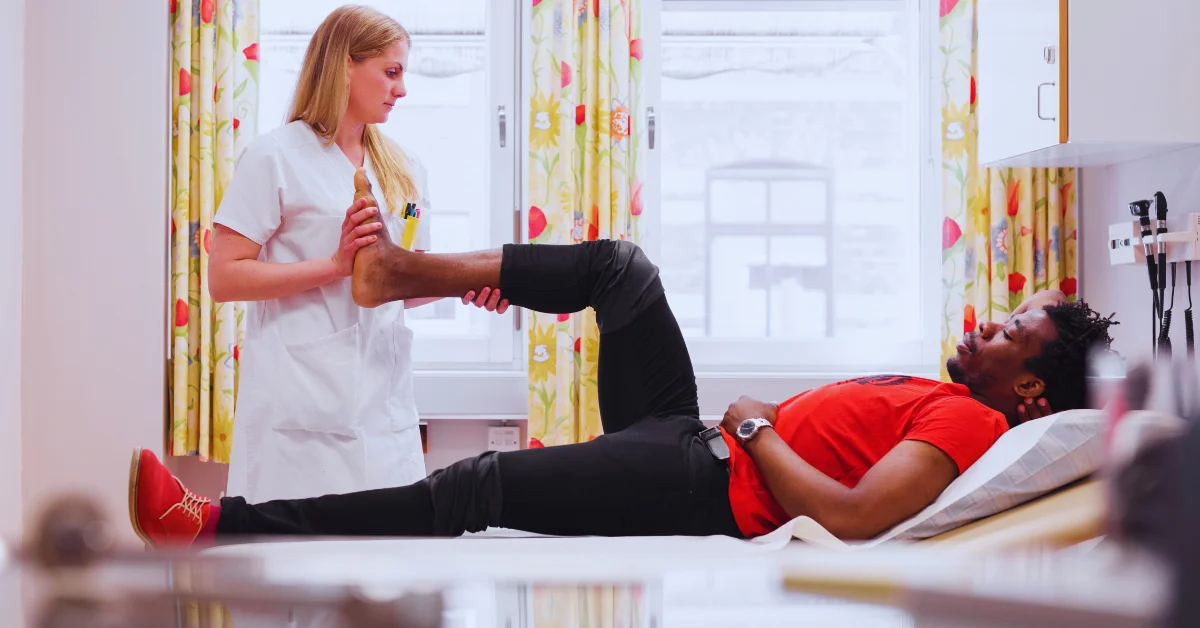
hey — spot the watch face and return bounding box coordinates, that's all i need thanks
[737,420,755,438]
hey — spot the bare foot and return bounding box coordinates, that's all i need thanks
[351,220,418,308]
[349,168,413,308]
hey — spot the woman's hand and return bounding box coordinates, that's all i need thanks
[1017,397,1055,423]
[462,287,510,314]
[330,198,384,277]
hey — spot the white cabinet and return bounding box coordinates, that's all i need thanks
[977,0,1200,168]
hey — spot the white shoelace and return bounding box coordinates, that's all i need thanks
[159,477,211,526]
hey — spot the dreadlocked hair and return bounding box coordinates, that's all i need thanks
[1025,300,1119,411]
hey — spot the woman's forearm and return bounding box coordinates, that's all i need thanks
[209,257,342,303]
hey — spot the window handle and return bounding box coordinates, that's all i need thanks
[647,107,656,150]
[498,105,507,148]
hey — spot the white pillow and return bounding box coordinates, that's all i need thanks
[881,408,1107,541]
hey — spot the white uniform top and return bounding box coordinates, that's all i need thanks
[216,120,431,503]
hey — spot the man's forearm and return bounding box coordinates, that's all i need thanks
[743,430,867,538]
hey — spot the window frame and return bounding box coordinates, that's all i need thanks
[256,0,943,420]
[642,0,944,416]
[255,0,530,417]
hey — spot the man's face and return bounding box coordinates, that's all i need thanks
[946,309,1059,408]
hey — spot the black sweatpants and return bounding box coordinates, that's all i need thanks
[217,241,743,539]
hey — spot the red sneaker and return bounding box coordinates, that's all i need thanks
[127,448,211,548]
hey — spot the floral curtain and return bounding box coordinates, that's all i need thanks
[532,585,645,628]
[938,0,1078,379]
[170,0,259,462]
[526,0,644,447]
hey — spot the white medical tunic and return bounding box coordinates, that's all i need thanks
[215,121,431,503]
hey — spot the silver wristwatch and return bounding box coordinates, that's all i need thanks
[736,418,772,444]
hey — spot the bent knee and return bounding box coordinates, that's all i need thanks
[588,239,663,333]
[604,239,655,283]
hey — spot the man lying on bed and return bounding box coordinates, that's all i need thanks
[129,239,1117,548]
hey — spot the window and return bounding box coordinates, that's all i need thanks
[642,0,941,379]
[258,0,521,372]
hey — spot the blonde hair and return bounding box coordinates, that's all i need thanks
[289,5,418,215]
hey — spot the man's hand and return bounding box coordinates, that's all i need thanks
[720,396,778,436]
[1017,396,1055,423]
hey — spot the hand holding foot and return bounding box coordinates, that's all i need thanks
[332,198,384,277]
[349,168,409,308]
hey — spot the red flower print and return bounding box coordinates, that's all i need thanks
[630,38,643,61]
[557,313,571,322]
[233,117,241,130]
[1006,178,1021,217]
[534,0,542,5]
[1060,277,1077,296]
[219,433,227,442]
[203,228,211,253]
[170,0,177,14]
[940,0,960,17]
[574,337,581,353]
[175,299,188,327]
[588,204,600,240]
[1020,226,1032,237]
[561,61,572,89]
[942,217,962,250]
[200,0,214,23]
[1008,272,1027,294]
[233,345,240,361]
[213,85,218,102]
[576,104,586,126]
[594,0,600,18]
[969,76,976,106]
[528,206,547,240]
[243,43,259,61]
[963,304,977,335]
[529,438,545,448]
[630,180,643,216]
[179,68,191,96]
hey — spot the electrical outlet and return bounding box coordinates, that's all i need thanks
[487,426,521,452]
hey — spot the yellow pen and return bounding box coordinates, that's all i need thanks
[400,203,420,250]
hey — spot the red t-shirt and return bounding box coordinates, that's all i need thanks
[720,375,1008,538]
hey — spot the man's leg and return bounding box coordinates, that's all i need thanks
[355,240,698,432]
[212,417,739,540]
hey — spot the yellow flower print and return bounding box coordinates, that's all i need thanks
[966,182,990,238]
[530,92,562,151]
[559,184,577,216]
[583,331,600,363]
[529,321,557,383]
[942,101,970,158]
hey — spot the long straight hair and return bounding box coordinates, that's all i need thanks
[288,5,418,214]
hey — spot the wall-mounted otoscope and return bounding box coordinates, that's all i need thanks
[1110,194,1197,361]
[1130,198,1162,353]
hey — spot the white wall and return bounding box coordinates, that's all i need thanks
[21,0,169,538]
[0,0,24,544]
[1080,146,1200,367]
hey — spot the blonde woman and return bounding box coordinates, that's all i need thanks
[209,6,503,503]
